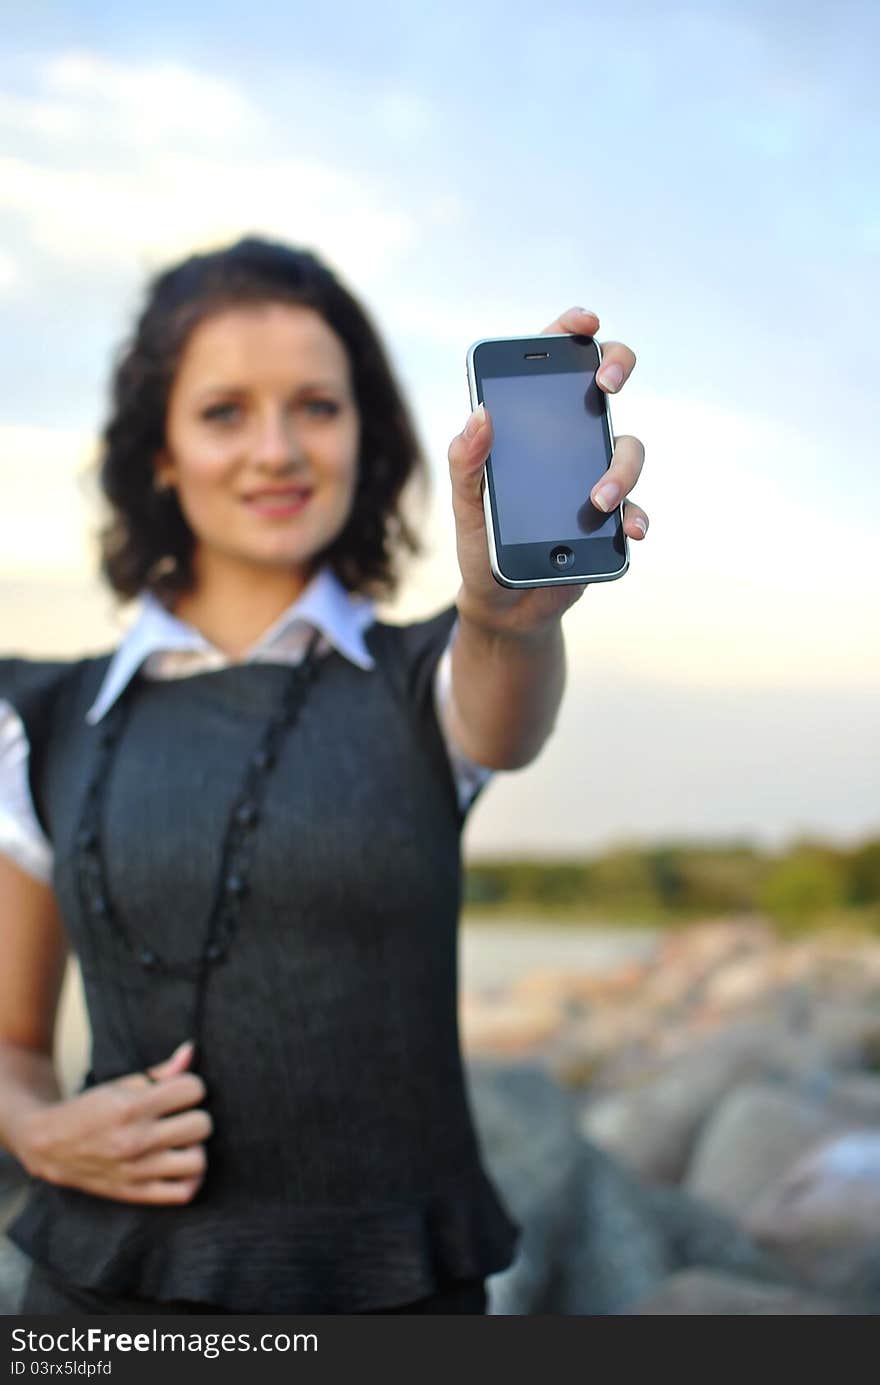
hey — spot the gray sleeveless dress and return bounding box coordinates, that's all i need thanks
[0,605,521,1313]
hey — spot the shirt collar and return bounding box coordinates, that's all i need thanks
[85,565,376,725]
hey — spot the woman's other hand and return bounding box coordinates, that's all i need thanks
[447,305,648,638]
[15,1039,213,1205]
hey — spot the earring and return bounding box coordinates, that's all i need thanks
[146,555,179,582]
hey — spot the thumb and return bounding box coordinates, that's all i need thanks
[146,1039,195,1083]
[448,404,493,514]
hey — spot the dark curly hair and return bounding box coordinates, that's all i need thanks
[93,235,429,608]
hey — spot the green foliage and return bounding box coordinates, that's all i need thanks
[585,847,656,911]
[463,833,880,932]
[758,843,849,928]
[848,839,880,907]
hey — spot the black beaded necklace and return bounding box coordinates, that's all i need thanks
[73,629,324,1074]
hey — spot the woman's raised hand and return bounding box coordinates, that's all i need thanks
[15,1039,213,1205]
[447,305,648,638]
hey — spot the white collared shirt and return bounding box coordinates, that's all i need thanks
[0,566,493,885]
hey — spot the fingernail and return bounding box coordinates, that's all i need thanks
[577,308,598,320]
[592,482,620,512]
[632,515,647,535]
[597,363,624,392]
[464,403,487,438]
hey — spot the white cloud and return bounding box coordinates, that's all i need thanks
[381,292,566,351]
[40,49,265,146]
[414,384,879,695]
[0,149,416,280]
[564,389,879,692]
[0,91,88,142]
[0,50,417,282]
[0,250,21,291]
[0,424,99,577]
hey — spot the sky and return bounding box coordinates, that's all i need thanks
[1,0,878,858]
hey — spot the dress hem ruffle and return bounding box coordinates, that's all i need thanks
[7,1162,522,1313]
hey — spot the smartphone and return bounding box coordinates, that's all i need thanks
[466,332,629,589]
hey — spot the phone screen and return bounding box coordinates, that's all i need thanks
[479,368,614,546]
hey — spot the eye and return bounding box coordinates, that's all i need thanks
[202,400,339,422]
[202,402,240,423]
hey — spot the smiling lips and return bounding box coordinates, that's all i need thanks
[242,487,312,516]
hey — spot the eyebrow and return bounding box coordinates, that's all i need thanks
[195,380,343,401]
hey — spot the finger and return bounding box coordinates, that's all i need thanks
[622,500,649,539]
[594,341,637,394]
[536,308,636,395]
[539,305,600,335]
[124,1144,207,1183]
[138,1074,209,1122]
[119,1176,203,1206]
[138,1108,214,1155]
[590,435,646,513]
[115,1042,195,1098]
[146,1040,195,1082]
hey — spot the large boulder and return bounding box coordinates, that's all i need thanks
[641,1182,788,1286]
[465,1060,585,1314]
[684,1082,853,1216]
[469,1062,795,1315]
[1,1151,28,1315]
[579,1024,813,1183]
[0,1239,27,1316]
[746,1130,880,1305]
[551,1140,670,1315]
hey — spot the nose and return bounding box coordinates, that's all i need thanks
[252,407,306,473]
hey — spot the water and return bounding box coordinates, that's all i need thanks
[460,918,660,991]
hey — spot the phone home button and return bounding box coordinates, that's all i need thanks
[549,545,574,570]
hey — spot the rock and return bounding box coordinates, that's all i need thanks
[0,1151,27,1221]
[696,955,790,1018]
[509,962,651,1008]
[580,1026,797,1183]
[534,1007,658,1091]
[472,1064,796,1316]
[0,1238,28,1316]
[801,1001,880,1071]
[643,920,776,1015]
[642,1182,788,1285]
[552,1140,671,1315]
[0,1152,29,1316]
[746,1130,880,1303]
[459,994,565,1057]
[823,1072,880,1123]
[628,1268,850,1315]
[465,1061,585,1314]
[684,1082,848,1216]
[489,1124,795,1314]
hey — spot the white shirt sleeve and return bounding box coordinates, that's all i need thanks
[0,698,54,885]
[432,623,494,816]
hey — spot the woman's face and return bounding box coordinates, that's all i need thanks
[154,302,360,587]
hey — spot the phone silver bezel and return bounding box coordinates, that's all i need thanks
[465,332,630,589]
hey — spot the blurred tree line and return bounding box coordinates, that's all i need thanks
[463,835,880,932]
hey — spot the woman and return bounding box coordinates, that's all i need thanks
[0,237,648,1314]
